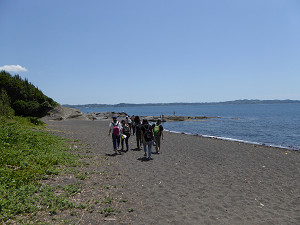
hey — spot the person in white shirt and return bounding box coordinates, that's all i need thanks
[108,116,122,154]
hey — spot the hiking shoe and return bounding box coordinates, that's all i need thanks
[144,153,147,157]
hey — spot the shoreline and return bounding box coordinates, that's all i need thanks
[165,129,300,151]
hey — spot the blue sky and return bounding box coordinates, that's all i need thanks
[1,0,299,104]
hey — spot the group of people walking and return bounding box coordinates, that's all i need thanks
[108,115,164,160]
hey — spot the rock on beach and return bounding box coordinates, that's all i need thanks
[43,105,218,122]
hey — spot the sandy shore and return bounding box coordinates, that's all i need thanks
[44,119,300,224]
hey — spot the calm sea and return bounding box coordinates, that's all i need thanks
[76,104,300,150]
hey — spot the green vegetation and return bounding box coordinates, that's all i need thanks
[102,197,114,204]
[99,207,115,217]
[0,73,134,222]
[0,71,57,117]
[0,116,80,221]
[0,88,14,117]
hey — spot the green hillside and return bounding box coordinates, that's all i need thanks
[0,71,57,117]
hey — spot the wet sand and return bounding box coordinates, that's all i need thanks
[45,119,300,224]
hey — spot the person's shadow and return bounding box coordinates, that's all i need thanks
[105,151,122,157]
[151,152,159,155]
[137,157,153,162]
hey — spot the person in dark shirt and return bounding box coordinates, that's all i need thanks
[134,116,142,150]
[121,120,131,152]
[141,119,153,159]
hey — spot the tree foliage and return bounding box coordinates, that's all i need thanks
[0,89,14,117]
[0,71,57,117]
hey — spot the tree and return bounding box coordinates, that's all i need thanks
[0,88,14,117]
[0,71,57,117]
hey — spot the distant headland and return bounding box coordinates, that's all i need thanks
[64,99,300,108]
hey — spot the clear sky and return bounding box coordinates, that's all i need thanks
[1,0,299,105]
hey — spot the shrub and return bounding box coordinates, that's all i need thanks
[0,71,57,117]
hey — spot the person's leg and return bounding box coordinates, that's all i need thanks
[156,136,161,152]
[116,135,120,150]
[148,142,152,158]
[112,135,117,153]
[121,137,124,150]
[143,141,147,156]
[125,137,129,151]
[154,136,158,152]
[136,135,140,149]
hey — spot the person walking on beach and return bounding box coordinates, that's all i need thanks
[131,115,136,135]
[108,116,122,154]
[134,116,142,150]
[125,116,132,133]
[121,120,131,152]
[141,119,154,159]
[152,120,164,154]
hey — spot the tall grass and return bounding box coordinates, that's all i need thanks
[0,116,79,221]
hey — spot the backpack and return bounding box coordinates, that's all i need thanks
[112,122,120,135]
[123,125,130,135]
[153,124,160,136]
[143,125,153,142]
[135,124,142,135]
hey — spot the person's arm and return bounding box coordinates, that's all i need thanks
[108,122,114,136]
[161,125,164,140]
[108,124,111,136]
[141,127,144,142]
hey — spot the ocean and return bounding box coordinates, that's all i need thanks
[75,103,300,150]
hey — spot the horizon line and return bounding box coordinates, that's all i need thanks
[63,99,300,106]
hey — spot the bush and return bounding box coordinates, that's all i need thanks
[0,71,57,117]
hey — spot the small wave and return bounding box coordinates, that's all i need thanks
[165,129,300,151]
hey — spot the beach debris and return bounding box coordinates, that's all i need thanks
[255,198,265,207]
[128,208,134,212]
[104,218,116,221]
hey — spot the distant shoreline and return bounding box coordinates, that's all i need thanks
[64,99,300,108]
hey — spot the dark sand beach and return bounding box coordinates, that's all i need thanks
[44,119,300,224]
